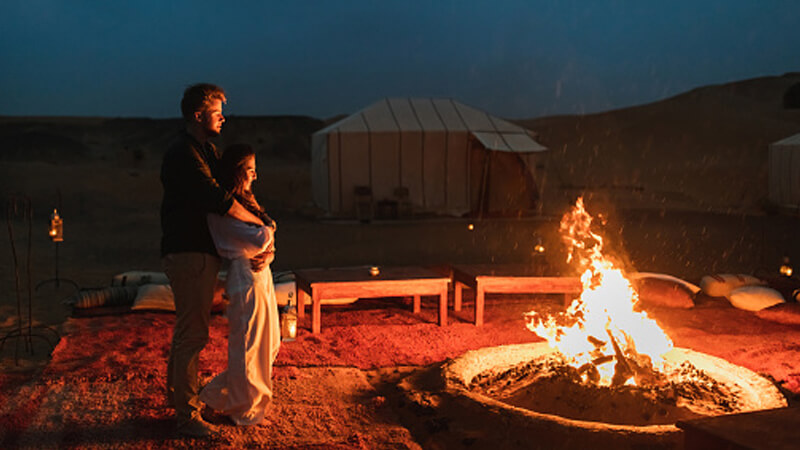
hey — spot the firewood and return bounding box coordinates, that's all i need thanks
[606,329,634,387]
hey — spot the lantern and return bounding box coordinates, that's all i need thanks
[369,266,380,276]
[534,237,546,255]
[49,209,63,242]
[780,256,793,277]
[280,294,297,342]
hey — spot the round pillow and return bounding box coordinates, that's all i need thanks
[727,286,785,311]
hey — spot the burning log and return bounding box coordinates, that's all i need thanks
[606,329,634,387]
[577,362,601,384]
[587,335,605,349]
[578,335,613,384]
[577,354,615,384]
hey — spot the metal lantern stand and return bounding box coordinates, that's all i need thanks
[0,195,60,365]
[35,208,79,294]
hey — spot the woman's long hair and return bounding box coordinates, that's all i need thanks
[218,143,267,221]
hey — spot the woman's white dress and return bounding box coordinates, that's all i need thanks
[199,214,280,425]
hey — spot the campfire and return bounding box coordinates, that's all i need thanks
[525,197,674,389]
[430,198,786,448]
[500,198,785,423]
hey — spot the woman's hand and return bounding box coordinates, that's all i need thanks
[250,248,275,272]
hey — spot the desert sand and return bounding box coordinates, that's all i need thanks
[2,73,800,448]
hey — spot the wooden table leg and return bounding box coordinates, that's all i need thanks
[297,288,307,319]
[475,284,484,327]
[439,286,448,326]
[454,283,462,312]
[413,295,421,314]
[312,291,321,334]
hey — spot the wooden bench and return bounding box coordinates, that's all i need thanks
[293,266,450,334]
[450,264,582,326]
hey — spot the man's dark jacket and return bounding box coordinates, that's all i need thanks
[160,131,233,257]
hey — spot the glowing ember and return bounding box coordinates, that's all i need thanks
[526,197,673,386]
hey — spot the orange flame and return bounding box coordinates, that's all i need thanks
[526,197,673,386]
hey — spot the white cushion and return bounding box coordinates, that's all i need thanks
[630,275,696,309]
[131,284,175,311]
[700,274,764,297]
[728,286,785,311]
[131,283,228,313]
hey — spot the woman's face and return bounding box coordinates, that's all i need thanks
[242,155,257,192]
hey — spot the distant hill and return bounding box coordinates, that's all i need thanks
[0,115,324,166]
[514,73,800,213]
[2,73,799,214]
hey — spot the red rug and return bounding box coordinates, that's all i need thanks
[43,296,545,383]
[2,294,800,448]
[21,294,800,394]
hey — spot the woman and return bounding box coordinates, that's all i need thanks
[199,143,280,426]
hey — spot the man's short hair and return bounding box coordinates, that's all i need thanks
[180,83,227,120]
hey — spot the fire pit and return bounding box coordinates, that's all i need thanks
[440,342,785,449]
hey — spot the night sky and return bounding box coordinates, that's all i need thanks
[1,0,798,120]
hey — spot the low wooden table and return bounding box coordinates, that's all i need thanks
[450,264,582,326]
[293,266,450,334]
[676,407,800,450]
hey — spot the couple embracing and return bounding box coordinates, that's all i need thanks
[160,83,280,437]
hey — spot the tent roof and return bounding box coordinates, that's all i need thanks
[772,132,800,146]
[315,97,547,153]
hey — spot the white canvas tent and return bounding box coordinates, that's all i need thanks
[311,98,548,218]
[769,132,800,210]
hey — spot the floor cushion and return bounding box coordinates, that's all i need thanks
[131,282,228,314]
[728,285,785,311]
[699,273,764,298]
[629,272,697,309]
[68,285,139,309]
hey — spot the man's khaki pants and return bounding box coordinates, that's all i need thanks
[163,252,221,426]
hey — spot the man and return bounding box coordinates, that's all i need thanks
[160,83,266,437]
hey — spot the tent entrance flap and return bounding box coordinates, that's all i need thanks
[470,149,540,217]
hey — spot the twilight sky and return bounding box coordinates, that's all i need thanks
[1,0,798,120]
